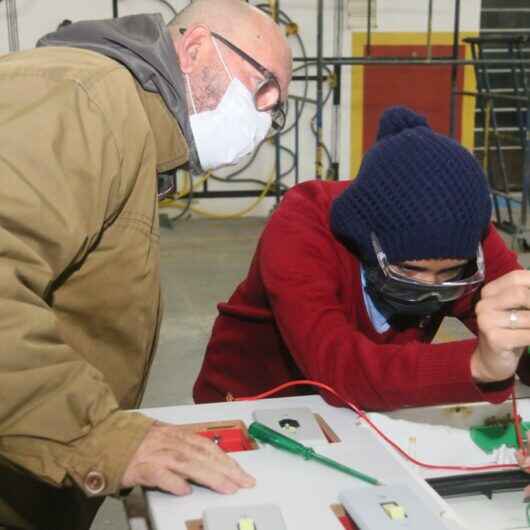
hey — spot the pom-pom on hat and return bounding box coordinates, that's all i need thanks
[330,106,492,265]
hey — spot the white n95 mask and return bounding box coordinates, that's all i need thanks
[186,40,272,171]
[188,78,271,171]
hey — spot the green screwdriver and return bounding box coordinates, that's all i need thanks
[248,421,382,486]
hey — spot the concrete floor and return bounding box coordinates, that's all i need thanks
[91,218,530,530]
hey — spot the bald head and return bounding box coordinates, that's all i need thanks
[170,0,292,99]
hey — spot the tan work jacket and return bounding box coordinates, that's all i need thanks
[0,46,188,511]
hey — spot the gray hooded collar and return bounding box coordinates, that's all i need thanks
[37,13,200,173]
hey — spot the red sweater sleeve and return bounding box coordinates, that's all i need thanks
[259,194,514,411]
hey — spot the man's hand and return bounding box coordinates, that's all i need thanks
[516,433,530,471]
[516,432,530,502]
[471,270,530,383]
[121,421,256,495]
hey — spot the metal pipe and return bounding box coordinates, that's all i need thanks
[330,0,343,181]
[456,90,528,103]
[448,0,461,138]
[315,0,324,180]
[520,105,530,231]
[295,99,300,185]
[293,57,530,66]
[289,94,318,104]
[191,190,286,199]
[292,75,333,82]
[366,0,373,57]
[273,0,281,205]
[6,0,20,52]
[112,0,118,18]
[426,0,434,62]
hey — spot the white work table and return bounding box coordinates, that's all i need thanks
[128,390,530,530]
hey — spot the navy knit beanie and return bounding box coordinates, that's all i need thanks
[330,106,492,265]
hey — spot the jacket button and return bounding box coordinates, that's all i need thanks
[84,470,106,495]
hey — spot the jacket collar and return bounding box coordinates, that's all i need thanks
[37,13,200,173]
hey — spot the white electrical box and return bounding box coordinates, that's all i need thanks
[340,484,448,530]
[252,407,328,445]
[202,503,287,530]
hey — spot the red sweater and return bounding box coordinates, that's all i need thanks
[193,180,525,410]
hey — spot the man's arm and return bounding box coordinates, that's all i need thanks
[0,67,155,496]
[0,68,253,497]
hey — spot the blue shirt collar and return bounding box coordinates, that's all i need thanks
[360,267,390,333]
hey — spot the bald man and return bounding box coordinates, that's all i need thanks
[0,3,291,529]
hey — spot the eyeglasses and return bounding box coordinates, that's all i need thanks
[179,28,286,131]
[371,233,485,303]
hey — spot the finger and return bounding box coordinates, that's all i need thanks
[478,286,530,313]
[482,309,530,330]
[525,484,530,502]
[516,450,530,470]
[127,462,193,495]
[186,439,256,487]
[480,328,530,350]
[186,433,250,471]
[155,468,193,496]
[167,429,247,471]
[168,448,256,492]
[481,270,530,299]
[185,432,233,459]
[169,458,241,494]
[154,427,256,488]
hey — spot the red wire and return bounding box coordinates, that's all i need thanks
[234,379,520,472]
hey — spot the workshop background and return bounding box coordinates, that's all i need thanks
[1,0,529,528]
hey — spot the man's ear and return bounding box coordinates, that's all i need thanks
[173,24,213,75]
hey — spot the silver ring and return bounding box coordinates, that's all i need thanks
[509,309,518,329]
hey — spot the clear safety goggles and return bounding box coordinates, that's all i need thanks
[371,233,485,303]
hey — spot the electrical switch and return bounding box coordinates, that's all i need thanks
[381,502,407,521]
[237,517,256,530]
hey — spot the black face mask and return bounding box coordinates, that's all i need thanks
[365,266,446,319]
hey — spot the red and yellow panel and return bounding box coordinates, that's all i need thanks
[350,32,477,178]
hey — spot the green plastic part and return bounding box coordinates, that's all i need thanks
[248,421,381,486]
[470,421,530,454]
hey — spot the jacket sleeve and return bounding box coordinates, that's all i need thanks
[259,201,512,411]
[0,70,153,495]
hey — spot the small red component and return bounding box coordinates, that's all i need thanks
[198,427,254,452]
[338,514,359,530]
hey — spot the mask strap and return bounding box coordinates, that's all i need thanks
[185,74,198,115]
[212,37,233,81]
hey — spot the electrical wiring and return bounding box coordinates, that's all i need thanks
[155,0,177,17]
[256,3,309,137]
[159,170,199,221]
[163,3,332,219]
[233,379,522,473]
[162,169,276,219]
[209,174,289,192]
[205,2,310,187]
[199,4,307,192]
[211,144,296,185]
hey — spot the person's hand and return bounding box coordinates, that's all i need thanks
[471,270,530,383]
[121,421,256,495]
[516,433,530,502]
[516,433,530,472]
